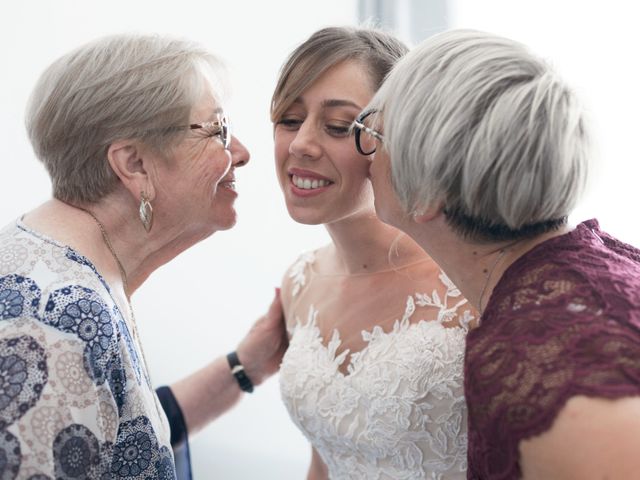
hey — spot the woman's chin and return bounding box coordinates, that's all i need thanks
[206,208,238,232]
[286,206,326,226]
[215,215,238,231]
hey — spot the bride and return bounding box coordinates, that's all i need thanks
[271,26,476,480]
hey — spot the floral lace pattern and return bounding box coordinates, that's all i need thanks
[288,251,316,297]
[465,219,640,480]
[0,221,174,479]
[280,253,471,479]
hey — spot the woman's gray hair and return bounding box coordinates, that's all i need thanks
[271,25,408,123]
[26,34,226,204]
[369,29,590,241]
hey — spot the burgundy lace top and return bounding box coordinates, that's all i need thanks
[465,219,640,479]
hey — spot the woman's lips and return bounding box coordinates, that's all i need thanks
[287,168,334,196]
[291,174,331,190]
[218,176,236,192]
[288,175,333,197]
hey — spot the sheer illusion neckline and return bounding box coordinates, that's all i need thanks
[309,256,434,278]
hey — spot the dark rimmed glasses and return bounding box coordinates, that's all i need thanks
[353,110,384,155]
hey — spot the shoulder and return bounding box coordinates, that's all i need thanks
[284,250,317,295]
[280,247,324,308]
[520,395,640,480]
[411,265,478,330]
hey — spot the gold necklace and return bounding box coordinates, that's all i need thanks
[76,207,153,380]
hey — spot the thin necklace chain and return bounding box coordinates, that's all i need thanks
[81,209,130,293]
[478,248,508,314]
[75,207,153,382]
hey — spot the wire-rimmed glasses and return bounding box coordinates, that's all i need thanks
[186,115,230,150]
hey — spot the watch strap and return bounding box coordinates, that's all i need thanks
[226,351,254,393]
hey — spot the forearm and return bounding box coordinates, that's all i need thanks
[168,289,286,437]
[307,447,329,480]
[170,355,244,436]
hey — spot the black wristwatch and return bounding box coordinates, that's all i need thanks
[226,351,254,393]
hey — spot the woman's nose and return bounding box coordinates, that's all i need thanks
[229,136,250,167]
[289,121,322,160]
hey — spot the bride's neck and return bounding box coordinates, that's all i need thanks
[322,211,427,275]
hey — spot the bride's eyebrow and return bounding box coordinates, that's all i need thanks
[321,99,363,110]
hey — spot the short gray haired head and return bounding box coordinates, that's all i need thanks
[369,29,590,241]
[26,33,226,204]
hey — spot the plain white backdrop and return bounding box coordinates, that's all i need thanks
[0,1,638,478]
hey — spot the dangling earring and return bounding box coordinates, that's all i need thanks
[139,191,153,232]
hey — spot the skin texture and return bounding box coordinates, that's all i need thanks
[519,395,640,480]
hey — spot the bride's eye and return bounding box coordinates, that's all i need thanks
[325,123,351,138]
[276,117,303,131]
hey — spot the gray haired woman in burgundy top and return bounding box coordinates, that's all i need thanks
[353,29,640,479]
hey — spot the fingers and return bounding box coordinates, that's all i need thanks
[264,287,284,323]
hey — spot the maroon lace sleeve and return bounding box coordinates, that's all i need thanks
[465,219,640,480]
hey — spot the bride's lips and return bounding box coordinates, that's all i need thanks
[287,168,333,197]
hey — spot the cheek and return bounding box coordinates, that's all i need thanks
[211,152,232,180]
[190,152,231,191]
[343,151,373,186]
[273,131,292,184]
[369,158,388,196]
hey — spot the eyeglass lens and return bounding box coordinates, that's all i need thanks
[355,111,378,155]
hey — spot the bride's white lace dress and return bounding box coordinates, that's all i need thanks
[279,252,473,480]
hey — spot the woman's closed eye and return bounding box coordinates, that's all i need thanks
[325,123,351,137]
[275,116,352,138]
[276,117,303,130]
[198,126,224,139]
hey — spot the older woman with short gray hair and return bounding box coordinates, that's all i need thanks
[0,34,286,479]
[354,29,640,479]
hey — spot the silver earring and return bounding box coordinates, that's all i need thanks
[139,192,153,232]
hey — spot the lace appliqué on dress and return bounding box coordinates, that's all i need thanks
[288,251,315,297]
[280,271,471,479]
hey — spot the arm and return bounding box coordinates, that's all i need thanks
[519,395,640,479]
[169,289,287,436]
[307,446,329,480]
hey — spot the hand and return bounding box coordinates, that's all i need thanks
[236,289,288,386]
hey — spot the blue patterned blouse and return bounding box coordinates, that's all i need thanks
[0,220,176,479]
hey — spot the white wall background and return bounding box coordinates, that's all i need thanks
[1,1,638,479]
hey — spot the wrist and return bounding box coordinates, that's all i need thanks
[234,346,266,387]
[226,351,254,393]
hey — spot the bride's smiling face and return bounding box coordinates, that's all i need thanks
[273,60,376,226]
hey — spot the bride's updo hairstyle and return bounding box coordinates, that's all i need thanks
[369,29,591,242]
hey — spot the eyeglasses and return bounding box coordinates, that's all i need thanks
[187,115,231,150]
[353,110,384,155]
[165,115,230,150]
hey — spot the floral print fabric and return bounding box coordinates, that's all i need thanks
[0,221,174,479]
